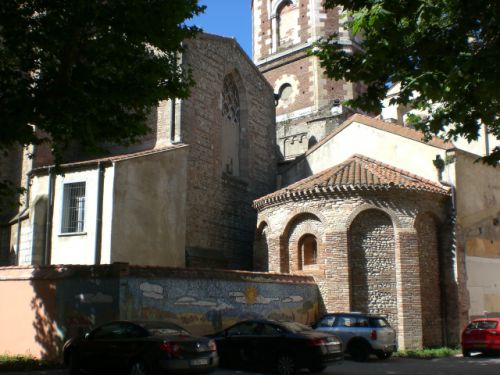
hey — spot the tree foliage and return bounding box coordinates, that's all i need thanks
[315,0,500,163]
[0,0,204,159]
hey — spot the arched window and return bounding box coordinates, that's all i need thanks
[277,1,297,49]
[299,234,317,268]
[221,75,240,176]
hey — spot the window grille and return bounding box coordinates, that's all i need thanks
[61,182,86,233]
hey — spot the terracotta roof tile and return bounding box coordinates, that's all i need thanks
[254,154,450,209]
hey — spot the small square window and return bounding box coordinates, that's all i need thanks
[61,182,86,233]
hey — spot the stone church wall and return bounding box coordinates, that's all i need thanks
[180,35,277,270]
[255,189,460,348]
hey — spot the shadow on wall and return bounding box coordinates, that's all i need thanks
[30,270,64,361]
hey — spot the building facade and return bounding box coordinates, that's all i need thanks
[252,0,364,160]
[3,34,277,271]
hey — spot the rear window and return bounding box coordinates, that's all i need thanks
[369,318,390,328]
[468,321,498,329]
[139,321,191,336]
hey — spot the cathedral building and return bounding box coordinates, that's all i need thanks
[0,0,498,351]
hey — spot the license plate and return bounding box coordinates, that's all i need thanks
[191,358,209,366]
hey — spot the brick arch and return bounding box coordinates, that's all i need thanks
[348,209,398,328]
[414,211,443,347]
[256,218,270,234]
[254,221,269,272]
[282,212,325,273]
[343,203,402,231]
[281,209,327,239]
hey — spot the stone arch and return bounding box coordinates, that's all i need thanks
[254,221,270,272]
[415,211,443,347]
[344,203,402,231]
[220,69,249,179]
[348,208,398,328]
[270,0,299,52]
[270,0,297,18]
[283,212,324,273]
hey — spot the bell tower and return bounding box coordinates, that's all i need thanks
[252,0,362,160]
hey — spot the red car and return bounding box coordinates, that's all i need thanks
[461,318,500,356]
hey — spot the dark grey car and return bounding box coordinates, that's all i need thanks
[313,313,397,361]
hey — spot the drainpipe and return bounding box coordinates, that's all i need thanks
[94,162,105,265]
[484,125,490,156]
[438,176,457,348]
[170,98,176,143]
[15,174,31,265]
[44,167,55,265]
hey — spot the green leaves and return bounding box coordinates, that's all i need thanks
[315,0,500,164]
[0,0,204,163]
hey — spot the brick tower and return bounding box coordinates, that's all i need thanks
[252,0,361,161]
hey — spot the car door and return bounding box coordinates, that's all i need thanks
[331,315,357,350]
[217,322,258,366]
[81,323,124,372]
[246,323,283,367]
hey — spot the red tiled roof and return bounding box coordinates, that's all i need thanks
[31,145,187,174]
[304,114,454,158]
[254,154,450,210]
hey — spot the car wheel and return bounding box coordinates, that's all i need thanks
[462,349,472,357]
[376,351,392,360]
[276,354,297,375]
[349,341,370,362]
[308,365,326,373]
[130,360,149,375]
[67,351,81,375]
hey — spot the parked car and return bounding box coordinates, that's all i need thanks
[462,318,500,357]
[313,312,397,361]
[63,320,218,375]
[207,319,342,375]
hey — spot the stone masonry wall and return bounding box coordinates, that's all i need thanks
[256,189,460,348]
[349,209,398,331]
[181,35,277,270]
[416,213,443,347]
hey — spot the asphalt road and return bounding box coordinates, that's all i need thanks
[3,355,500,375]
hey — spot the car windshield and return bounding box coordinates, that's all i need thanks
[278,321,313,333]
[138,321,191,336]
[468,320,498,329]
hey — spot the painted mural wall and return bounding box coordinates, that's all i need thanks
[0,264,322,360]
[121,275,321,335]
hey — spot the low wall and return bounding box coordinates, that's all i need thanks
[0,264,322,360]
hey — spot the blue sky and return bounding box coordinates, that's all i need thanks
[190,0,252,57]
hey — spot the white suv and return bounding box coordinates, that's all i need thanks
[313,313,397,361]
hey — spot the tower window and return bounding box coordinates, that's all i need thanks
[277,1,297,49]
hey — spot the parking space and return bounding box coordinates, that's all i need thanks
[3,355,500,375]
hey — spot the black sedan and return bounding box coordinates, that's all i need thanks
[63,320,218,375]
[208,319,342,375]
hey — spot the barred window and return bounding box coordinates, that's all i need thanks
[61,182,86,233]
